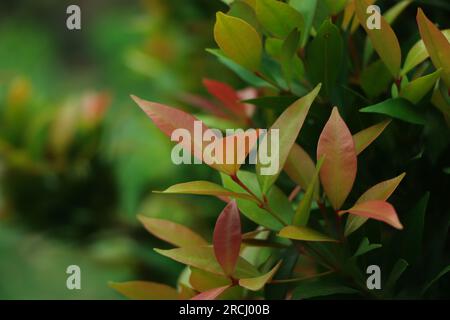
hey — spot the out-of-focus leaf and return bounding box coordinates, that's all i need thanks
[402,29,450,76]
[293,156,325,226]
[278,226,337,242]
[306,20,343,96]
[359,98,426,125]
[360,59,393,98]
[317,107,357,210]
[255,0,304,38]
[422,265,450,295]
[158,181,257,203]
[257,84,322,194]
[400,69,442,104]
[345,173,405,236]
[213,201,242,276]
[239,261,282,291]
[431,84,450,125]
[285,144,319,200]
[138,216,207,248]
[417,9,450,88]
[289,0,317,47]
[243,96,298,109]
[281,29,301,87]
[189,268,232,292]
[355,0,401,77]
[324,0,348,15]
[340,200,403,230]
[109,281,179,300]
[292,279,358,299]
[214,12,262,71]
[385,259,409,294]
[353,237,382,258]
[222,171,294,230]
[191,285,231,300]
[353,119,391,155]
[155,246,260,279]
[203,78,247,120]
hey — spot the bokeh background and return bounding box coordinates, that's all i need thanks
[0,0,448,299]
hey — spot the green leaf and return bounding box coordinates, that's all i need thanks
[400,69,442,104]
[158,181,257,202]
[355,0,401,77]
[385,259,409,294]
[359,98,426,125]
[293,156,325,226]
[281,29,301,87]
[306,20,343,97]
[109,281,179,300]
[278,225,338,242]
[189,267,231,292]
[353,237,382,258]
[289,0,318,47]
[292,279,358,299]
[155,246,260,279]
[239,261,282,291]
[222,171,294,230]
[138,216,208,248]
[214,12,262,71]
[353,120,391,155]
[360,60,393,98]
[255,0,304,38]
[257,84,322,194]
[422,265,450,295]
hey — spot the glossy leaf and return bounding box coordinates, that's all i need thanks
[155,246,260,279]
[214,12,262,71]
[353,120,391,155]
[278,226,338,242]
[339,200,403,230]
[360,98,426,125]
[400,69,442,104]
[355,0,401,77]
[213,201,242,276]
[255,0,304,38]
[110,281,179,300]
[417,9,450,88]
[293,156,325,226]
[239,261,282,291]
[317,107,357,210]
[191,285,231,300]
[345,173,406,236]
[257,84,322,194]
[138,216,208,248]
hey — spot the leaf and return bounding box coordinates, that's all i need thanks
[289,0,318,47]
[158,181,257,203]
[222,171,294,230]
[138,216,207,248]
[243,95,298,110]
[239,261,282,291]
[191,285,231,300]
[400,69,442,104]
[293,156,325,226]
[213,201,242,276]
[360,59,393,98]
[281,29,301,87]
[155,246,260,279]
[189,267,231,293]
[353,237,382,258]
[109,281,179,300]
[402,29,450,76]
[257,84,322,194]
[339,200,403,230]
[278,226,338,242]
[306,20,343,97]
[422,265,450,295]
[385,259,409,294]
[345,173,406,236]
[353,120,391,155]
[355,0,401,77]
[284,144,319,200]
[417,9,450,88]
[292,279,358,299]
[317,107,357,210]
[203,78,247,120]
[384,0,412,24]
[255,0,304,38]
[214,12,262,71]
[359,98,426,125]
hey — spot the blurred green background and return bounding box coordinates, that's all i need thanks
[0,0,236,299]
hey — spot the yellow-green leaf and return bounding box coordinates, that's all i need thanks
[355,0,401,77]
[189,267,232,292]
[214,12,262,71]
[239,261,282,291]
[255,0,304,38]
[138,216,208,248]
[400,69,442,104]
[278,226,338,242]
[353,119,391,155]
[109,281,179,300]
[416,9,450,88]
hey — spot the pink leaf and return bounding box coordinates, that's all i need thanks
[190,285,231,300]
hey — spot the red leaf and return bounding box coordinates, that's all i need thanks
[213,200,242,277]
[339,200,403,230]
[203,78,247,120]
[190,285,231,300]
[317,107,357,210]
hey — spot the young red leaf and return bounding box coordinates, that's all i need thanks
[213,200,242,277]
[317,107,357,210]
[190,285,231,300]
[339,200,403,230]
